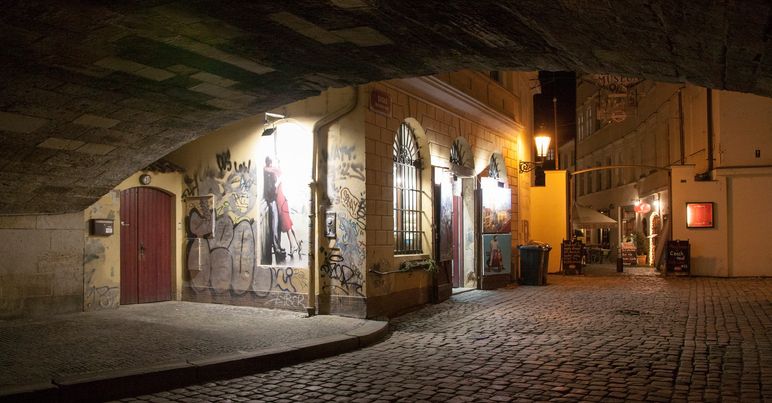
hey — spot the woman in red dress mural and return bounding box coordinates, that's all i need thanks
[274,167,302,256]
[265,157,302,258]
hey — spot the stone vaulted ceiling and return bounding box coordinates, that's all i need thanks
[1,1,770,214]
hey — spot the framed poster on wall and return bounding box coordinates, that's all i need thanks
[482,233,512,275]
[686,202,714,228]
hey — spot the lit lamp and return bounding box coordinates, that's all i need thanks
[519,127,552,173]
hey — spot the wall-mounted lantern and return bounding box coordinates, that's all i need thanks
[519,126,552,174]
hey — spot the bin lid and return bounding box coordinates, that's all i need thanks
[518,241,552,250]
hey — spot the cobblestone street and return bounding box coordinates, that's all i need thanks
[121,275,772,402]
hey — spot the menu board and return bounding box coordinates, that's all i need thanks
[561,240,584,274]
[621,242,637,266]
[666,240,690,272]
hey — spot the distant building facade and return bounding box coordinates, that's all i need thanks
[573,76,772,276]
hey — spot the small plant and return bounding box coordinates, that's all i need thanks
[632,231,647,256]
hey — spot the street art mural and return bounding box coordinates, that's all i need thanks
[483,233,512,275]
[183,123,312,309]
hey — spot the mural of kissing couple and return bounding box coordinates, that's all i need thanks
[260,124,312,266]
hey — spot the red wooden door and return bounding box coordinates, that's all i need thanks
[120,187,172,304]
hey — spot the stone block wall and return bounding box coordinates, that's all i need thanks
[0,213,84,318]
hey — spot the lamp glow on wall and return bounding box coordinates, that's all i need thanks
[519,127,552,173]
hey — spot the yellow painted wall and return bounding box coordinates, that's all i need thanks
[529,170,568,273]
[83,190,121,311]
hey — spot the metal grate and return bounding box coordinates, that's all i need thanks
[393,123,422,254]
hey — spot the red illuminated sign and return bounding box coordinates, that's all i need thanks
[686,202,714,228]
[634,202,651,214]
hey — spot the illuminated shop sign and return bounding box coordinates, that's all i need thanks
[686,202,714,228]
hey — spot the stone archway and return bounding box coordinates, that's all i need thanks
[1,1,770,214]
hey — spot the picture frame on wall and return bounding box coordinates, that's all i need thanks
[686,202,714,228]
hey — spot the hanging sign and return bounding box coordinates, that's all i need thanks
[611,109,627,123]
[634,202,651,214]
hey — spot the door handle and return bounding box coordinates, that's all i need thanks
[139,242,145,257]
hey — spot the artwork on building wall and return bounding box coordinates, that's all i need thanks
[481,182,512,234]
[182,122,312,303]
[483,233,511,275]
[438,169,453,261]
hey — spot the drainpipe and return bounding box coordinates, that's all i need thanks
[677,88,685,165]
[307,86,358,317]
[695,88,714,181]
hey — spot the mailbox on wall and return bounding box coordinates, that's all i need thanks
[90,219,114,236]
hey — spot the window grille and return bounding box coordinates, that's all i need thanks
[393,123,422,254]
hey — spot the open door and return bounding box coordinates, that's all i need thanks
[432,167,452,303]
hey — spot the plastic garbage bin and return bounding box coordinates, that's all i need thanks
[519,242,552,286]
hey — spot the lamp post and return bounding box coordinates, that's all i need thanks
[553,96,559,170]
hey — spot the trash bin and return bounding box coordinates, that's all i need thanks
[519,242,552,285]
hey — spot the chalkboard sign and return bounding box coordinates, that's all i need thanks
[561,240,584,275]
[621,242,637,266]
[666,240,690,273]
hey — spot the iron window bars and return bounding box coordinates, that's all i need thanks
[393,123,422,254]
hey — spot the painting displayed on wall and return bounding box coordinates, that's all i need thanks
[438,171,453,261]
[482,184,512,234]
[483,233,511,275]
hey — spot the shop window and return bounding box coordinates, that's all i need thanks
[393,123,422,255]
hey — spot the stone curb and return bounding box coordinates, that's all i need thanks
[0,320,389,403]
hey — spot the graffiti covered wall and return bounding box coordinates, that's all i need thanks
[319,106,368,315]
[169,115,312,311]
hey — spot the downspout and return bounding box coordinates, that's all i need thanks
[307,86,358,317]
[677,87,685,165]
[695,88,714,180]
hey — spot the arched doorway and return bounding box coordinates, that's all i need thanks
[120,187,173,304]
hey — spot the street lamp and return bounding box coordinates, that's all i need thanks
[519,126,552,173]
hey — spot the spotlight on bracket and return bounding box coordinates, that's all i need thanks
[262,112,286,136]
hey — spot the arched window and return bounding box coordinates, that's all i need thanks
[393,123,422,254]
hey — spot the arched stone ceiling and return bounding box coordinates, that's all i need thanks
[1,1,770,214]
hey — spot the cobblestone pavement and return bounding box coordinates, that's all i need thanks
[121,275,772,402]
